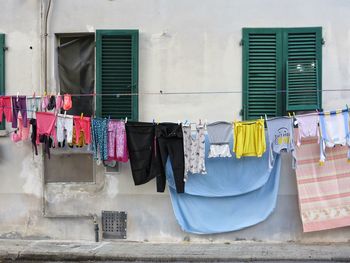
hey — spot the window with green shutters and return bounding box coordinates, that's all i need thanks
[242,27,322,120]
[96,30,139,121]
[0,34,5,130]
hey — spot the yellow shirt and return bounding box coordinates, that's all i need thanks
[233,119,266,158]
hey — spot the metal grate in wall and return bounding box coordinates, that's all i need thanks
[102,211,127,239]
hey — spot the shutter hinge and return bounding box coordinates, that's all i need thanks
[239,108,244,116]
[239,39,244,46]
[3,47,8,51]
[321,38,325,45]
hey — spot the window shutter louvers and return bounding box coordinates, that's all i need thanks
[243,29,283,120]
[96,30,138,120]
[285,28,322,111]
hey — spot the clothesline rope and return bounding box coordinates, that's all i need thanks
[1,88,350,97]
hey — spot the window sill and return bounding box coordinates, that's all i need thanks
[50,147,93,156]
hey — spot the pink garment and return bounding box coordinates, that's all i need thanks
[0,96,13,123]
[11,132,21,142]
[107,120,128,162]
[295,132,350,232]
[41,95,49,110]
[56,95,63,111]
[36,112,57,145]
[296,113,319,146]
[73,116,91,145]
[17,116,30,140]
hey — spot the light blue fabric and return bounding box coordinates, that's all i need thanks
[166,135,282,234]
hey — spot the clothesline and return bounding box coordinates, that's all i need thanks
[2,88,350,97]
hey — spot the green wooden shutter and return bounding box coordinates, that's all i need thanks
[96,30,138,120]
[0,34,5,130]
[285,27,322,111]
[242,28,283,120]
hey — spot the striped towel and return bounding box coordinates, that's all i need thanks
[295,133,350,232]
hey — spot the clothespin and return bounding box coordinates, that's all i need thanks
[32,92,36,98]
[125,117,128,123]
[288,112,292,118]
[64,111,67,118]
[177,120,181,125]
[264,114,268,121]
[80,113,83,119]
[44,91,47,96]
[199,119,202,125]
[153,118,155,124]
[346,104,349,111]
[16,92,19,101]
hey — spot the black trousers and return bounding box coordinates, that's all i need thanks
[156,123,185,193]
[126,122,163,186]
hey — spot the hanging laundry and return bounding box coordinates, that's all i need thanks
[0,96,12,123]
[56,95,63,110]
[266,117,295,169]
[156,123,185,193]
[126,122,163,186]
[182,124,206,181]
[63,94,72,111]
[73,116,91,145]
[107,120,128,162]
[56,114,73,144]
[295,113,319,146]
[26,97,41,119]
[68,129,85,148]
[30,119,38,155]
[16,116,30,141]
[206,121,232,158]
[35,112,57,146]
[319,109,350,164]
[47,95,56,111]
[233,119,266,159]
[41,95,49,110]
[91,118,108,161]
[11,96,27,128]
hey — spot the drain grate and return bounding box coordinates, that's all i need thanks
[101,211,127,239]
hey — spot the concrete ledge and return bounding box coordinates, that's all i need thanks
[0,239,349,262]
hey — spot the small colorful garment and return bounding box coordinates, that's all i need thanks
[92,118,108,161]
[107,120,128,162]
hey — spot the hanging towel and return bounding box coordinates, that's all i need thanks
[319,110,350,164]
[295,135,350,232]
[266,117,296,169]
[233,119,266,159]
[166,135,281,234]
[207,121,232,158]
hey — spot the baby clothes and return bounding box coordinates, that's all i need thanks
[11,96,27,128]
[73,116,91,145]
[17,116,30,140]
[0,96,12,123]
[319,110,350,164]
[41,95,49,110]
[233,119,266,159]
[47,95,56,111]
[182,124,206,181]
[56,114,73,144]
[26,97,41,119]
[207,121,232,158]
[56,95,63,111]
[295,113,319,146]
[35,112,57,146]
[266,117,295,169]
[63,94,72,111]
[92,118,108,161]
[107,120,128,162]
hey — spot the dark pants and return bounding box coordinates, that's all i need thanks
[156,123,185,193]
[126,122,163,186]
[12,96,27,128]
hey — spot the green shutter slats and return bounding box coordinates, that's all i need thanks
[243,29,282,120]
[286,28,322,111]
[96,30,138,120]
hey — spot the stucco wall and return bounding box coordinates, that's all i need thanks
[1,0,350,242]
